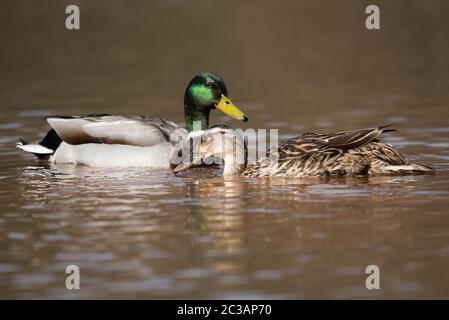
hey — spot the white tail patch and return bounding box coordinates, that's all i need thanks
[16,143,53,154]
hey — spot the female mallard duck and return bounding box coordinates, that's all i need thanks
[173,125,434,177]
[16,72,248,168]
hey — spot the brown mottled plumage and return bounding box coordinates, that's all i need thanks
[173,125,434,177]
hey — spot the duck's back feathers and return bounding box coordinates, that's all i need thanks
[245,125,434,177]
[272,125,394,163]
[300,124,395,151]
[46,115,187,147]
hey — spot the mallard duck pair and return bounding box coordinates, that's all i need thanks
[17,72,433,176]
[17,73,248,168]
[172,125,434,177]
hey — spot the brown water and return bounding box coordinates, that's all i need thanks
[1,0,449,299]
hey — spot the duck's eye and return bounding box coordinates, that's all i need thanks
[204,82,212,88]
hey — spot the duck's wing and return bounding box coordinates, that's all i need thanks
[46,115,187,147]
[300,124,396,151]
[271,125,396,161]
[247,125,397,176]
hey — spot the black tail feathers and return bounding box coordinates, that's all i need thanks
[17,129,62,160]
[40,129,62,152]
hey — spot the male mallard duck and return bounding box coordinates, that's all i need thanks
[173,125,434,177]
[16,72,248,167]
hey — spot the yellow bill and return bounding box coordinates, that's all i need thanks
[215,94,248,122]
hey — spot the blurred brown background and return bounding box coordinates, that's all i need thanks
[1,0,448,130]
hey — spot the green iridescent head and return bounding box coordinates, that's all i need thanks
[184,72,248,132]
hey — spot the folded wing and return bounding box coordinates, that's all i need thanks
[46,115,186,147]
[301,124,396,151]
